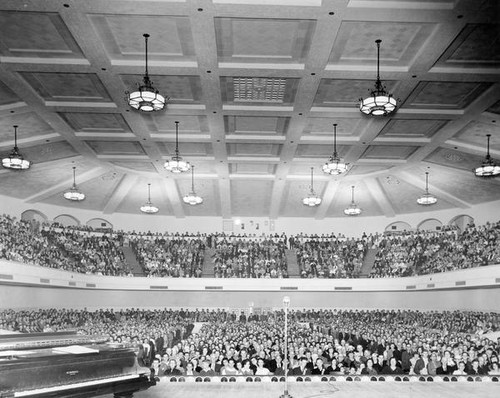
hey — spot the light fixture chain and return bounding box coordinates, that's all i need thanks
[143,33,149,78]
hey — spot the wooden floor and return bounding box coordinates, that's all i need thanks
[126,380,500,398]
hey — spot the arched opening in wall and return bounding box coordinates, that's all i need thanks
[21,209,48,232]
[417,218,443,232]
[385,221,413,235]
[21,209,48,223]
[53,214,80,227]
[449,214,474,232]
[86,218,113,232]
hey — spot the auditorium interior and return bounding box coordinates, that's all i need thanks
[0,0,499,397]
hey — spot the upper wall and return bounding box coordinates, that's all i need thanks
[1,261,499,312]
[1,194,499,236]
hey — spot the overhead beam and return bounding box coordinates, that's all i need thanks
[314,180,341,220]
[364,178,397,217]
[102,174,139,215]
[24,167,106,204]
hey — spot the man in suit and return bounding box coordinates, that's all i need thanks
[291,357,311,375]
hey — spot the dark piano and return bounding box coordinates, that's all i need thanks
[0,331,154,398]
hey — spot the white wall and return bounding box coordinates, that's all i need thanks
[1,261,499,312]
[1,193,499,237]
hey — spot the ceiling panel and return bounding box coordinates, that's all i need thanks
[225,115,290,135]
[378,119,448,139]
[304,117,362,137]
[227,143,281,157]
[159,142,212,156]
[90,14,195,61]
[59,112,131,133]
[0,11,83,58]
[20,72,111,102]
[295,143,349,158]
[215,17,316,64]
[86,140,145,156]
[405,81,491,109]
[362,145,418,160]
[0,80,21,105]
[0,112,54,141]
[144,115,208,134]
[437,24,500,66]
[329,21,435,65]
[21,141,79,163]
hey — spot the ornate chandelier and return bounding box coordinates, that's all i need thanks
[164,121,191,173]
[359,39,397,116]
[126,34,166,112]
[474,134,500,178]
[2,125,31,170]
[302,167,322,207]
[140,183,159,214]
[183,165,203,205]
[344,185,362,216]
[63,166,85,201]
[322,123,349,175]
[417,171,437,206]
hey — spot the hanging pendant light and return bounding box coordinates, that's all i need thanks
[344,185,362,216]
[359,39,397,116]
[473,134,500,177]
[126,33,166,112]
[322,123,349,175]
[164,121,191,173]
[2,125,31,170]
[140,183,159,214]
[302,167,322,207]
[417,171,437,206]
[183,165,203,205]
[63,166,85,201]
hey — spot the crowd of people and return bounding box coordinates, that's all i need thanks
[1,307,499,377]
[1,213,499,279]
[293,236,370,278]
[130,236,205,278]
[369,221,500,278]
[0,215,129,276]
[211,237,288,278]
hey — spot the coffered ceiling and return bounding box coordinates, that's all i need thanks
[0,0,499,219]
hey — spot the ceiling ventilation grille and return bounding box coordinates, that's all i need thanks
[233,77,286,103]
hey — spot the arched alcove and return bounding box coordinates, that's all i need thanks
[21,209,48,223]
[449,214,474,232]
[385,221,413,234]
[53,214,80,227]
[86,218,113,231]
[417,218,443,231]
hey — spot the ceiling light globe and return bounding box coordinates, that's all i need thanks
[63,187,85,201]
[127,87,165,112]
[416,193,438,206]
[2,151,31,170]
[140,202,159,214]
[322,159,348,175]
[183,193,203,206]
[360,93,396,116]
[164,157,191,173]
[474,162,500,177]
[302,194,322,207]
[344,205,362,216]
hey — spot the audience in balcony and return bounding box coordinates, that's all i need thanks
[130,235,205,278]
[211,237,288,278]
[1,213,499,279]
[369,221,500,278]
[1,307,498,377]
[293,235,370,278]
